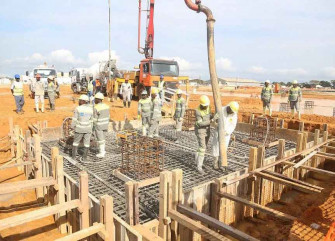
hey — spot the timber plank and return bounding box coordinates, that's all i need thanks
[0,177,56,195]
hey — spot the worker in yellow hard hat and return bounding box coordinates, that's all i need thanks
[288,80,302,120]
[261,80,273,116]
[194,95,216,174]
[212,101,239,169]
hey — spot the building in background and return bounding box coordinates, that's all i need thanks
[219,77,260,87]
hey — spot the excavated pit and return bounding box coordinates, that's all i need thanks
[41,124,296,224]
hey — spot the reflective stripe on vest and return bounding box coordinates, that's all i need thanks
[262,87,272,100]
[289,87,301,101]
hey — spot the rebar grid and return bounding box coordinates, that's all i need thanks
[41,124,296,224]
[182,109,196,130]
[249,117,277,144]
[121,135,164,179]
[304,101,314,110]
[279,103,290,112]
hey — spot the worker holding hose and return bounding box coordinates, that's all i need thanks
[174,89,186,143]
[195,95,216,174]
[137,90,151,136]
[261,80,273,116]
[72,95,94,162]
[288,80,302,120]
[93,93,110,158]
[212,102,239,170]
[148,87,162,138]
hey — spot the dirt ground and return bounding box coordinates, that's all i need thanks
[1,84,335,240]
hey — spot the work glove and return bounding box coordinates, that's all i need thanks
[137,115,141,120]
[179,118,183,122]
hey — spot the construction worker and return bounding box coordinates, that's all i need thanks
[261,80,273,116]
[71,95,94,162]
[195,95,215,174]
[137,90,151,136]
[212,101,239,170]
[148,87,162,138]
[288,80,302,119]
[158,74,166,102]
[32,74,45,113]
[174,89,186,143]
[87,75,94,99]
[11,74,25,114]
[54,77,60,98]
[95,77,101,93]
[120,78,132,108]
[93,93,110,158]
[47,76,56,111]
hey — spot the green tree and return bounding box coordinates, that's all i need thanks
[320,81,331,87]
[331,80,335,88]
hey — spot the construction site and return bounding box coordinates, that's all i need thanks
[1,1,335,241]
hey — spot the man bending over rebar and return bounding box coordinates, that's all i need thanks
[212,102,239,170]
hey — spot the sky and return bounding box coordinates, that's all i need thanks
[0,0,334,82]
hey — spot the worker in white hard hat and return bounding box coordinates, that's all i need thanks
[212,101,239,170]
[148,87,162,138]
[137,89,151,136]
[288,80,302,120]
[174,89,186,143]
[120,77,133,108]
[261,80,273,116]
[93,93,110,158]
[71,95,94,162]
[195,95,216,174]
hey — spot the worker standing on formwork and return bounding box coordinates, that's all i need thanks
[174,89,186,143]
[195,95,215,174]
[11,74,25,115]
[32,74,45,113]
[93,93,110,158]
[87,75,94,100]
[261,80,273,116]
[212,102,239,170]
[137,90,151,136]
[72,95,93,162]
[148,87,162,138]
[120,78,133,108]
[47,76,56,111]
[288,80,302,120]
[158,74,166,102]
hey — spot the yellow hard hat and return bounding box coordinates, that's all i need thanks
[151,87,159,94]
[176,89,183,95]
[229,101,239,113]
[199,95,210,106]
[292,80,298,84]
[94,92,104,100]
[79,95,89,102]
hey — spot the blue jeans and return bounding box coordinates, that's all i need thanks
[87,91,94,104]
[14,95,25,112]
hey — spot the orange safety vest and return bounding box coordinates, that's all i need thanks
[96,80,101,87]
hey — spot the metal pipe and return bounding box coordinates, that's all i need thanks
[184,0,227,166]
[108,0,112,84]
[138,0,144,54]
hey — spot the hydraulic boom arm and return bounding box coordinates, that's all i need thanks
[138,0,155,59]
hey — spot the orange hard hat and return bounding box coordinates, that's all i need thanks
[35,74,41,78]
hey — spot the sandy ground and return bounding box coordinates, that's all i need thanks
[0,84,335,240]
[0,149,65,241]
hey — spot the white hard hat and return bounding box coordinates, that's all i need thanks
[94,92,104,100]
[292,80,298,84]
[79,95,89,102]
[265,80,270,84]
[176,89,183,95]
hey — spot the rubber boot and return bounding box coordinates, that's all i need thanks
[298,111,301,120]
[96,144,106,158]
[128,101,131,108]
[213,157,219,170]
[291,109,295,119]
[269,108,272,117]
[123,101,126,108]
[35,104,39,113]
[72,146,78,159]
[81,147,89,162]
[197,155,205,174]
[41,103,45,113]
[194,152,198,164]
[142,126,147,136]
[175,131,180,144]
[262,108,266,117]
